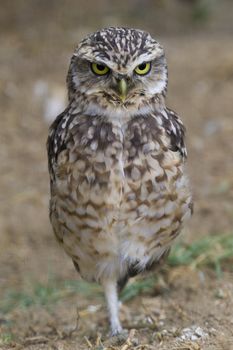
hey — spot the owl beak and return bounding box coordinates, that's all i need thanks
[118,79,128,102]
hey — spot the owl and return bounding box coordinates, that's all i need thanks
[47,27,192,336]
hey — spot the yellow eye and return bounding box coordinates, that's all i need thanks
[91,63,110,75]
[134,62,151,75]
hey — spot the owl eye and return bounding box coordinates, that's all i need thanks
[134,62,151,75]
[91,63,110,75]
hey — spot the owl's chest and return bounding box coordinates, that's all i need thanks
[57,115,179,208]
[53,116,190,258]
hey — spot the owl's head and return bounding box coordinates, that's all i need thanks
[67,27,167,116]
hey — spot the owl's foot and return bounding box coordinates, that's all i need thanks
[109,328,128,346]
[110,323,124,337]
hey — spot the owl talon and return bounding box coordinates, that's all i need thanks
[110,325,124,337]
[109,329,128,347]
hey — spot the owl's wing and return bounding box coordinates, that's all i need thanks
[164,107,187,159]
[46,107,71,183]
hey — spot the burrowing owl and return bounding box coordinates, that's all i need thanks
[47,27,192,335]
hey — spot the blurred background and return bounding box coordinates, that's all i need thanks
[0,0,233,348]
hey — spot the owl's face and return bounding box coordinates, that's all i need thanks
[67,27,167,115]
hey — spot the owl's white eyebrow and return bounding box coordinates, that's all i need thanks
[92,61,110,66]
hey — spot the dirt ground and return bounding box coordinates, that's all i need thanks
[0,1,233,349]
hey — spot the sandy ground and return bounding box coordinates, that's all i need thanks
[0,1,233,349]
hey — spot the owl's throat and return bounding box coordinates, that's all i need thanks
[82,94,161,122]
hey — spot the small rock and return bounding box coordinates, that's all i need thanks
[191,334,198,341]
[161,329,168,336]
[195,326,207,338]
[178,325,208,341]
[87,304,102,313]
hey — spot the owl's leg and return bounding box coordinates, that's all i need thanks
[102,279,123,336]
